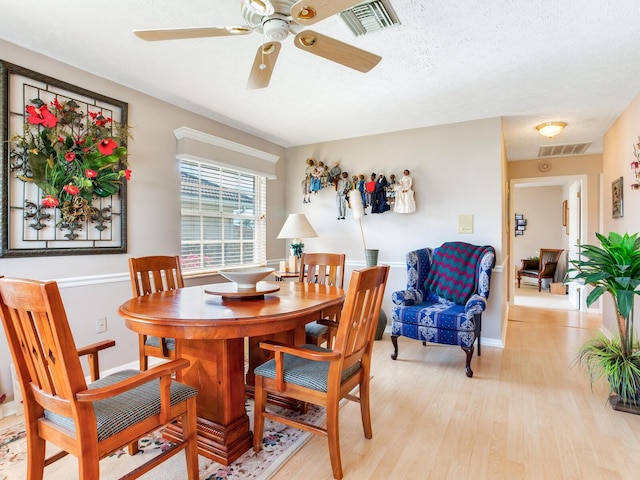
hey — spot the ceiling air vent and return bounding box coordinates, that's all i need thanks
[339,0,401,36]
[538,143,591,158]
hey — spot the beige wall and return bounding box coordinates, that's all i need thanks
[283,117,507,342]
[0,39,287,402]
[508,154,602,246]
[601,90,640,334]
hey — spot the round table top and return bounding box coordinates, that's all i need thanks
[118,281,344,340]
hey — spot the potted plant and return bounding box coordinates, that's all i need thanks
[572,232,640,411]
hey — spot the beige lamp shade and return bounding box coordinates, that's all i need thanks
[277,213,318,243]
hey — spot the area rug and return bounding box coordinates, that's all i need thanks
[0,400,326,480]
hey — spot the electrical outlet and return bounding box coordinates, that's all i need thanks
[96,317,107,333]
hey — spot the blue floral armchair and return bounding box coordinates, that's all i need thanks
[390,242,496,377]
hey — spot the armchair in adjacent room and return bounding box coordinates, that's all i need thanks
[390,242,496,377]
[517,248,564,292]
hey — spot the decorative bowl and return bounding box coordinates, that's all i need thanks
[217,267,275,289]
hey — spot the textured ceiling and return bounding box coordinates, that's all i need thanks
[2,0,640,160]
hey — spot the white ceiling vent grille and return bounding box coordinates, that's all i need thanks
[538,143,591,158]
[339,0,401,36]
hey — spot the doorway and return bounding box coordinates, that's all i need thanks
[510,175,587,311]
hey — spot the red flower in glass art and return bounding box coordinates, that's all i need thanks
[11,98,131,224]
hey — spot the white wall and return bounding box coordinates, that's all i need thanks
[283,117,506,342]
[513,185,565,285]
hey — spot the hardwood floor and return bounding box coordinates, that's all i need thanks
[274,305,640,480]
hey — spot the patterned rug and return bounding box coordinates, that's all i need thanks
[0,400,326,480]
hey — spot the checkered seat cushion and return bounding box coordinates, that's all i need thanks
[44,369,197,441]
[254,345,361,392]
[145,335,176,351]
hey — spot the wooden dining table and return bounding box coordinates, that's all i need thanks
[118,280,344,465]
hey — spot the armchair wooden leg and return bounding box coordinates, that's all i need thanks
[538,279,542,292]
[326,398,343,480]
[462,345,474,378]
[390,335,399,360]
[183,397,199,480]
[253,378,267,452]
[26,428,46,480]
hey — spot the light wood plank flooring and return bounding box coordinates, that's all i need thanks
[2,305,638,479]
[274,305,640,480]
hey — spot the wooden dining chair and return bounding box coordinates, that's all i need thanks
[253,265,390,480]
[299,252,346,346]
[0,277,199,480]
[129,255,184,370]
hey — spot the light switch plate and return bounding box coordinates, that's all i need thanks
[458,214,473,234]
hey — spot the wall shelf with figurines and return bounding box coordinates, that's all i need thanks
[300,158,417,219]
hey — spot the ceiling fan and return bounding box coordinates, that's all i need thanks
[133,0,382,89]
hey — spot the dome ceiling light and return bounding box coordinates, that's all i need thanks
[536,121,567,138]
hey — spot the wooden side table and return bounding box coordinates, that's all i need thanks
[272,271,300,281]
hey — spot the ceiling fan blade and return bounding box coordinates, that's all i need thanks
[133,26,252,41]
[247,42,282,89]
[290,0,363,25]
[294,31,381,73]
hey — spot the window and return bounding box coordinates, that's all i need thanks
[180,159,266,273]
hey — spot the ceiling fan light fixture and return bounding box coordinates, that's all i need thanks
[262,43,277,54]
[297,34,317,47]
[536,121,566,138]
[242,0,274,16]
[227,26,253,34]
[296,6,317,21]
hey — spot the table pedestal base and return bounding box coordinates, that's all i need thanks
[172,337,252,465]
[163,415,252,465]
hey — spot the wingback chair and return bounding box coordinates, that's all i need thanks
[517,248,564,291]
[390,242,496,377]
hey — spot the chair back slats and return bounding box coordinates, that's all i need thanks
[299,253,346,288]
[333,266,389,362]
[0,279,86,412]
[129,256,184,296]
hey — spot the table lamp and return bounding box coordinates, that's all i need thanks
[277,213,318,272]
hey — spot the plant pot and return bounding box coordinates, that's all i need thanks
[375,309,387,340]
[365,249,379,267]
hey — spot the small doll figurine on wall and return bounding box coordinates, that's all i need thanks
[386,173,397,207]
[335,171,351,220]
[365,173,376,208]
[309,160,323,195]
[321,164,330,188]
[301,157,315,203]
[394,169,416,213]
[329,161,341,190]
[371,173,390,214]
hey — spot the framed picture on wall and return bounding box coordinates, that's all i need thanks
[612,176,623,218]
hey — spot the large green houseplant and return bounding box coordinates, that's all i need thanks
[572,232,640,409]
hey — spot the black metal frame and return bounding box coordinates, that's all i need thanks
[0,60,128,257]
